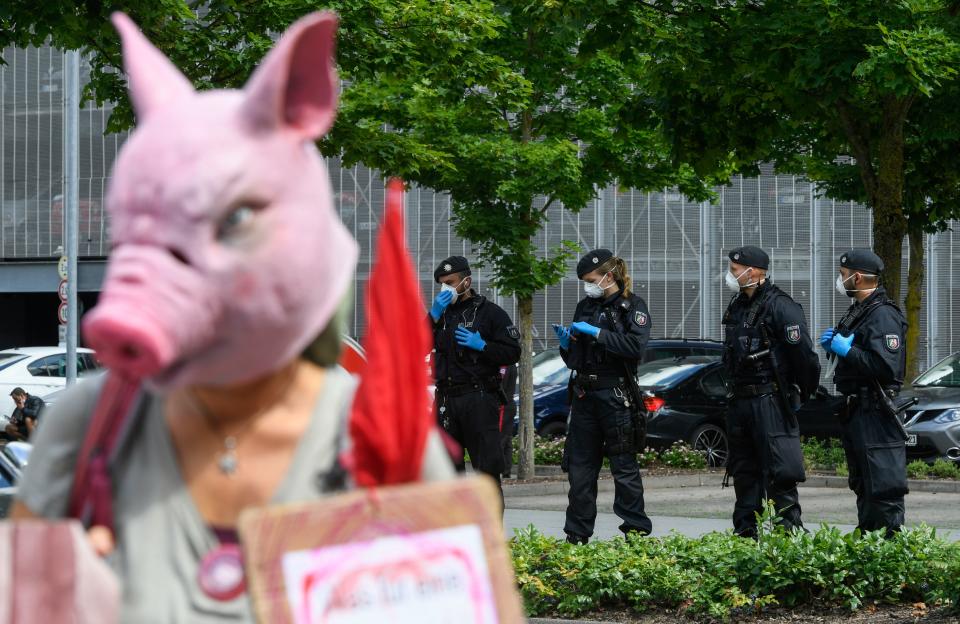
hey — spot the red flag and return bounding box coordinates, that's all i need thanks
[347,179,434,487]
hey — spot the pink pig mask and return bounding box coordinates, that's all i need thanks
[82,12,358,390]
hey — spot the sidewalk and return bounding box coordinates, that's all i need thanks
[503,470,960,541]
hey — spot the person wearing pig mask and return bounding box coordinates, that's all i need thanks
[9,12,454,622]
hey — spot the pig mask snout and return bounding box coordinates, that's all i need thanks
[83,245,221,379]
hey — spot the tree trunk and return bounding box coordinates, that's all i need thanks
[903,227,925,385]
[869,97,911,298]
[516,295,536,479]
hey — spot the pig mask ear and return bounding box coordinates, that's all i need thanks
[111,13,195,121]
[240,12,339,140]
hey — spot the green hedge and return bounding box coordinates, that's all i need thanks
[512,437,707,470]
[511,506,960,619]
[521,435,960,481]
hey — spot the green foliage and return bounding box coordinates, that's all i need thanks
[511,504,960,619]
[515,437,706,470]
[801,437,847,472]
[908,459,931,479]
[929,459,960,479]
[658,442,708,470]
[1,0,714,300]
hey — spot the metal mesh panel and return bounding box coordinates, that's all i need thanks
[2,43,960,370]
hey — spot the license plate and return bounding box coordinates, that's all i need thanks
[906,435,917,446]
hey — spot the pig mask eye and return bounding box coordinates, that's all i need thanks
[216,204,258,242]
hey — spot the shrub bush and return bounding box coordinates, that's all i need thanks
[907,459,930,479]
[929,459,960,479]
[511,504,960,619]
[801,437,847,472]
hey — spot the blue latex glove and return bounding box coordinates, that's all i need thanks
[829,332,855,358]
[819,328,836,351]
[430,290,454,321]
[570,321,601,338]
[553,324,571,350]
[455,326,486,352]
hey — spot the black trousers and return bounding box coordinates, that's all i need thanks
[564,387,651,539]
[840,395,907,536]
[726,393,805,537]
[437,389,504,498]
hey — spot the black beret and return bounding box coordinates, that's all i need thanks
[576,249,614,279]
[434,255,471,282]
[840,249,883,275]
[728,245,769,270]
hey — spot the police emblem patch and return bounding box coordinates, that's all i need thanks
[592,257,599,264]
[507,325,520,340]
[786,324,801,344]
[443,263,452,272]
[733,253,740,260]
[635,311,648,327]
[885,334,901,352]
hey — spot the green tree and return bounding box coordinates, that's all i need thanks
[3,0,713,477]
[631,0,960,375]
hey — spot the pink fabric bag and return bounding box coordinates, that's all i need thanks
[0,521,119,623]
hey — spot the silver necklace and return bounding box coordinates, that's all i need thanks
[182,371,298,477]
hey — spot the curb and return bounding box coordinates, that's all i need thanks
[505,468,960,497]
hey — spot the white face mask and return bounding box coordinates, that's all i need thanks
[440,277,468,300]
[584,274,610,299]
[724,267,757,293]
[836,273,876,298]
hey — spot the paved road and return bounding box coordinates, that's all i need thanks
[504,474,960,541]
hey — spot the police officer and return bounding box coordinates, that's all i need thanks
[722,246,820,537]
[499,364,518,479]
[429,256,521,499]
[555,249,653,544]
[820,250,908,536]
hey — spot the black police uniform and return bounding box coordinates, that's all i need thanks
[722,246,820,537]
[830,250,909,536]
[499,364,518,479]
[431,259,521,493]
[561,250,653,541]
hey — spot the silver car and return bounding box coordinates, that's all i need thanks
[904,352,960,464]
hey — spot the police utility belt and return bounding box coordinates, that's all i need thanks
[732,382,778,398]
[436,377,502,397]
[573,374,626,392]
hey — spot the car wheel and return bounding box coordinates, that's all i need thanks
[690,423,728,467]
[539,420,567,438]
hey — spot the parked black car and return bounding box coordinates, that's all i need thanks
[513,339,725,437]
[639,358,843,467]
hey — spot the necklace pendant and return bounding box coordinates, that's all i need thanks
[218,450,238,476]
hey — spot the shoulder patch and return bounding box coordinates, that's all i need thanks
[785,324,801,344]
[507,325,520,340]
[634,311,648,327]
[884,334,901,352]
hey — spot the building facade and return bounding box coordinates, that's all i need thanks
[2,45,959,373]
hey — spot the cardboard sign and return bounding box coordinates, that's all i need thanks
[239,476,524,624]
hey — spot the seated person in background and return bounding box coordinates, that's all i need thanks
[3,387,44,441]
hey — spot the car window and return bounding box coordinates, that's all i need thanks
[693,348,723,358]
[0,463,14,488]
[914,353,960,388]
[532,354,567,386]
[81,353,102,372]
[700,369,730,398]
[27,354,66,377]
[635,357,716,389]
[645,348,693,362]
